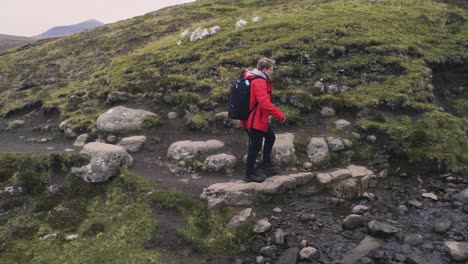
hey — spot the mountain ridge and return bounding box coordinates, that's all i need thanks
[34,19,104,39]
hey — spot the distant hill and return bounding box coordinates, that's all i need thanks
[34,19,104,39]
[0,34,35,51]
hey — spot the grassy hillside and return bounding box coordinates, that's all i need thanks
[0,34,35,52]
[0,0,466,172]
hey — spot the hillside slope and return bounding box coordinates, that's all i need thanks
[0,34,35,52]
[0,0,466,173]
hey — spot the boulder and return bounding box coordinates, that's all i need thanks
[272,133,295,164]
[167,140,224,161]
[203,153,237,173]
[307,137,329,165]
[96,106,157,133]
[117,135,146,153]
[71,142,133,182]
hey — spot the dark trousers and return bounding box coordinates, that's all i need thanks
[246,127,276,176]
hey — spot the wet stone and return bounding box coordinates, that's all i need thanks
[299,213,316,222]
[260,245,276,258]
[433,219,452,233]
[342,214,364,230]
[394,253,406,262]
[352,205,369,214]
[404,234,423,246]
[275,247,299,264]
[408,200,423,208]
[397,205,408,214]
[367,220,399,238]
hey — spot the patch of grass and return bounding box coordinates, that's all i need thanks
[358,110,467,173]
[0,154,254,262]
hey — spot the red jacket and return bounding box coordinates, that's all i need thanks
[241,69,285,132]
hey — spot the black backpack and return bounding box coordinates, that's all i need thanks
[228,75,260,120]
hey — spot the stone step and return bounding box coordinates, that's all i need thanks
[200,165,376,209]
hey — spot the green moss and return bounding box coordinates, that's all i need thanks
[358,110,467,172]
[142,114,161,129]
[6,120,25,130]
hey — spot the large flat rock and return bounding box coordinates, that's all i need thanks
[200,172,314,208]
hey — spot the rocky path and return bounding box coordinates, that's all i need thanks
[1,107,467,263]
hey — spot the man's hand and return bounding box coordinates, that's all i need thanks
[281,117,287,123]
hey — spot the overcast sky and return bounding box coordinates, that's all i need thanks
[1,0,195,37]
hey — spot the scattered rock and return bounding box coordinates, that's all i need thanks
[190,27,209,41]
[299,213,316,222]
[339,236,384,264]
[352,205,369,214]
[444,242,468,261]
[275,228,285,245]
[228,208,254,228]
[203,153,237,173]
[168,111,178,119]
[335,119,351,129]
[65,234,79,241]
[40,233,57,240]
[320,106,335,118]
[299,246,318,260]
[433,219,452,233]
[273,207,282,213]
[307,137,329,165]
[408,200,423,208]
[209,25,221,35]
[422,192,438,201]
[252,16,262,22]
[367,220,398,238]
[272,133,295,165]
[275,247,299,264]
[235,20,247,29]
[366,135,377,143]
[118,136,146,153]
[404,234,423,246]
[453,188,468,204]
[253,218,272,234]
[342,214,365,230]
[73,134,90,147]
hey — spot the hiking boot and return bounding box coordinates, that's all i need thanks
[244,171,266,183]
[257,160,281,177]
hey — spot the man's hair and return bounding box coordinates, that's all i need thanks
[257,57,275,71]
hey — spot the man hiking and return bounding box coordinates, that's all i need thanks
[242,57,286,183]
